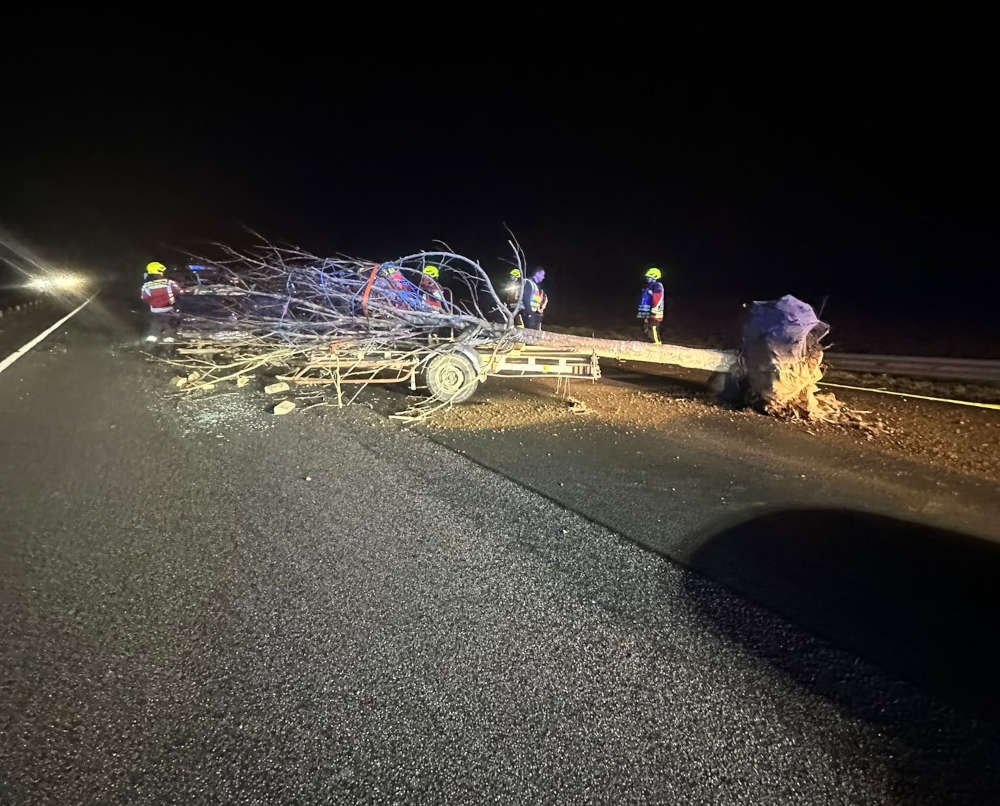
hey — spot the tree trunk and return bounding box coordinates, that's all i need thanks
[513,328,738,374]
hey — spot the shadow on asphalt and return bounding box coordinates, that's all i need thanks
[681,508,1000,797]
[685,508,1000,721]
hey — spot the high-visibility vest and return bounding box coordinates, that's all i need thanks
[420,274,444,309]
[537,289,549,314]
[141,278,181,313]
[529,283,544,313]
[637,282,664,320]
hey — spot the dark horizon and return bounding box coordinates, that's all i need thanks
[3,10,997,328]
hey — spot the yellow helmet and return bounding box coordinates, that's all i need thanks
[423,264,440,278]
[645,267,662,280]
[146,261,166,275]
[509,268,522,279]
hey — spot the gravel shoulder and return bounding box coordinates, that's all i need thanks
[542,361,1000,484]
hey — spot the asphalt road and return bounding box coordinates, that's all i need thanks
[2,296,999,804]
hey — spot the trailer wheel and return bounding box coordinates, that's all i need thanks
[425,353,479,404]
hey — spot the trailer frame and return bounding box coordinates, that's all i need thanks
[275,339,600,402]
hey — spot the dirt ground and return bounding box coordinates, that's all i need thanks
[823,369,1000,405]
[173,336,1000,485]
[423,366,1000,484]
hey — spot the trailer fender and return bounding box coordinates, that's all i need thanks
[448,344,486,380]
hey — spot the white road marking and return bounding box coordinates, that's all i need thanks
[0,293,97,375]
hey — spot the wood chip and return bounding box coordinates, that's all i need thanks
[273,400,296,415]
[265,381,290,394]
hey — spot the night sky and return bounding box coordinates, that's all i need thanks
[3,9,997,334]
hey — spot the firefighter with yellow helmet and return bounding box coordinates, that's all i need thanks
[420,264,446,309]
[505,267,544,328]
[140,261,187,343]
[637,267,664,344]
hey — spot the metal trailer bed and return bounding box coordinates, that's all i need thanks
[277,341,601,403]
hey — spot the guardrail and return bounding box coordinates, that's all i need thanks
[826,352,1000,383]
[0,298,44,319]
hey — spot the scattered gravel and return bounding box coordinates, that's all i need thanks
[825,370,1000,405]
[425,372,1000,483]
[172,390,276,436]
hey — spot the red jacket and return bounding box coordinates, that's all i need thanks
[637,281,664,323]
[141,277,183,313]
[419,274,444,309]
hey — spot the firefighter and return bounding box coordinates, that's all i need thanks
[376,263,421,310]
[504,268,524,326]
[505,268,544,328]
[381,263,406,289]
[637,266,664,344]
[531,267,548,330]
[420,264,445,309]
[140,261,186,343]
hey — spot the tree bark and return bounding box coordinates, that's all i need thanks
[512,328,738,373]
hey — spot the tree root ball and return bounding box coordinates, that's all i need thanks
[739,295,839,420]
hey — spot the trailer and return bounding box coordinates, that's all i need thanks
[276,339,601,403]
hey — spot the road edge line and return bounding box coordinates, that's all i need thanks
[0,293,98,375]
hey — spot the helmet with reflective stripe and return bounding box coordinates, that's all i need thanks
[146,261,167,275]
[423,265,440,278]
[509,268,522,279]
[644,267,662,280]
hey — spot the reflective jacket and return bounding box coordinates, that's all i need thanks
[517,278,542,313]
[528,281,544,313]
[141,277,183,313]
[637,281,664,322]
[419,274,445,309]
[376,270,422,310]
[537,289,549,315]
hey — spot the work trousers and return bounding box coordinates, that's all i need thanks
[144,311,180,341]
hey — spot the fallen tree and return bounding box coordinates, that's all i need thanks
[164,238,835,420]
[517,328,737,374]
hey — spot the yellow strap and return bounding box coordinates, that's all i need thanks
[819,382,1000,411]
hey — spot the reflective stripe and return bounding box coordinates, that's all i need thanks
[518,279,541,313]
[639,284,663,317]
[141,279,178,311]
